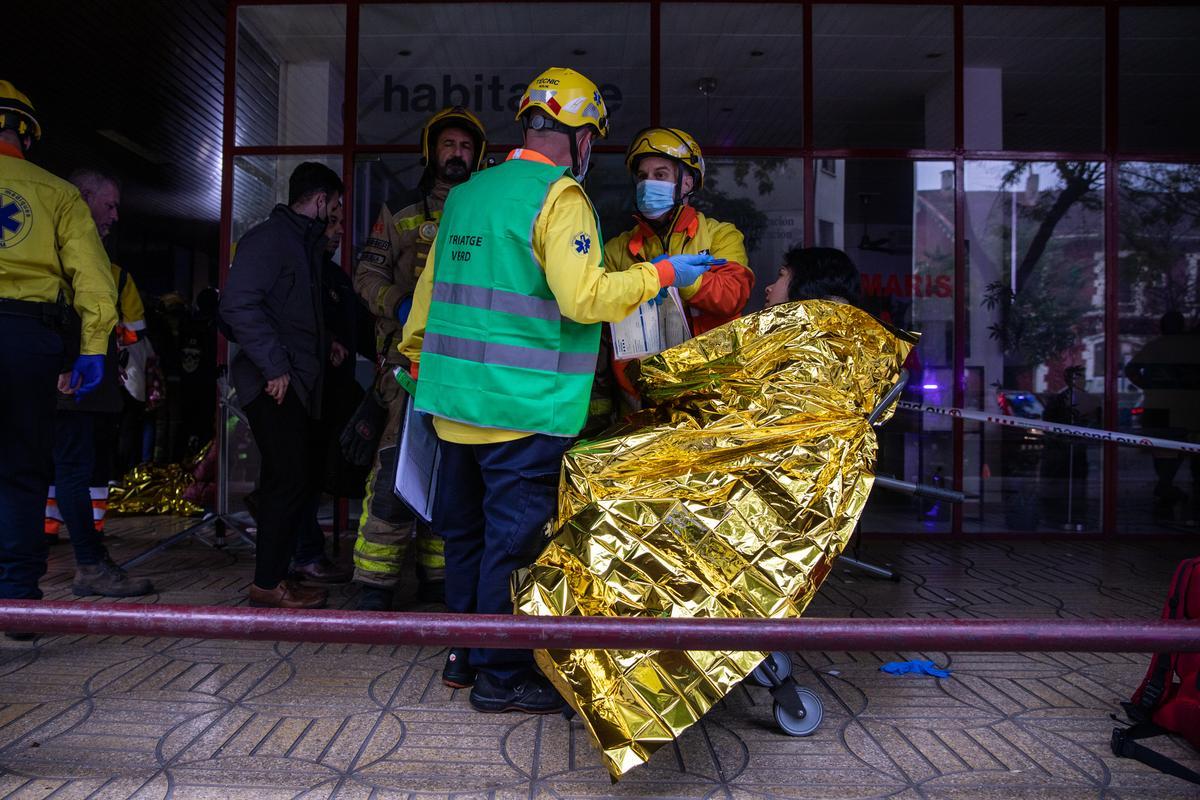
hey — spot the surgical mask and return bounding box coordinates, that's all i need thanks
[636,179,676,219]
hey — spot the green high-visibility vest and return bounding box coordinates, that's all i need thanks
[414,158,602,436]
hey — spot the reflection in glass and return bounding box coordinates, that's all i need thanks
[812,5,953,150]
[235,5,346,147]
[1117,163,1200,530]
[660,3,803,149]
[964,6,1103,152]
[1120,7,1200,154]
[963,161,1105,532]
[804,161,955,532]
[357,4,650,146]
[695,158,805,311]
[351,154,425,259]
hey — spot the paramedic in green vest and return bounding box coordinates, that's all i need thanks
[399,67,723,714]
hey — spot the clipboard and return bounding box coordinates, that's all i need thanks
[392,367,440,524]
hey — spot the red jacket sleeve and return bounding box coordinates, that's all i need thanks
[686,262,755,334]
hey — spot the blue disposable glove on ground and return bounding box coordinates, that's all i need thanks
[71,354,106,399]
[666,254,726,288]
[880,660,951,678]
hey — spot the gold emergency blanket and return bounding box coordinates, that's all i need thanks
[512,300,916,779]
[108,445,209,517]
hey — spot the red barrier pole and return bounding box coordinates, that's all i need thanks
[2,602,1199,653]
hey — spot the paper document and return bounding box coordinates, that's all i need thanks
[608,287,692,359]
[394,395,441,524]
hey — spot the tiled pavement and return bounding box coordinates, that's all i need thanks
[0,517,1198,799]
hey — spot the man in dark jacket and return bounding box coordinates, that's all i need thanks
[288,200,363,584]
[219,161,342,609]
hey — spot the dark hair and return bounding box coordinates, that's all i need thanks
[288,162,343,206]
[781,246,862,308]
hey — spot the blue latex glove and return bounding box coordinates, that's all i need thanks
[70,354,106,399]
[666,254,726,288]
[648,287,669,306]
[395,296,413,325]
[880,659,951,678]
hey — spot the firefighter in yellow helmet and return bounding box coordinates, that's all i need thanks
[604,127,753,336]
[345,107,487,611]
[398,68,721,712]
[0,80,118,621]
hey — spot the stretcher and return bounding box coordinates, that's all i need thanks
[742,368,965,737]
[514,300,921,778]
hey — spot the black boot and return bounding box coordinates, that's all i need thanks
[442,647,475,688]
[356,584,393,611]
[469,672,565,714]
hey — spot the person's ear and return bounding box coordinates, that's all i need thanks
[682,172,695,196]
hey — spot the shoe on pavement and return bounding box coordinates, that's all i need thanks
[469,672,565,714]
[442,647,475,688]
[290,556,351,584]
[248,580,327,609]
[72,556,155,597]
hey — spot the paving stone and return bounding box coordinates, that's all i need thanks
[0,518,1195,798]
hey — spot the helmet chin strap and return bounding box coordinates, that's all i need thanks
[569,130,581,178]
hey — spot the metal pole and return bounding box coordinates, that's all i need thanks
[0,602,1197,653]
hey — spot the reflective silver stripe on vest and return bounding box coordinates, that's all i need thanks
[424,332,598,375]
[432,281,560,322]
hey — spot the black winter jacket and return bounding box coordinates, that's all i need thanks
[220,205,327,417]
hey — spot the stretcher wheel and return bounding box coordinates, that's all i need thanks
[750,651,793,687]
[773,687,823,736]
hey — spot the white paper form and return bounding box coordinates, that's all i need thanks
[608,287,692,359]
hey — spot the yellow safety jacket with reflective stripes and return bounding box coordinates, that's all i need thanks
[0,142,116,354]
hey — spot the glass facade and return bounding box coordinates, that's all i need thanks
[226,1,1200,536]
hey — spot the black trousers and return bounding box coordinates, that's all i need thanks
[0,314,63,599]
[243,391,323,588]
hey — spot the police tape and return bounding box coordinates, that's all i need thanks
[896,401,1200,455]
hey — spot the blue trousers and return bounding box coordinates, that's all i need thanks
[433,433,572,686]
[0,314,63,599]
[53,411,107,566]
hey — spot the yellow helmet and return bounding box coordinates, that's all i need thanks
[0,80,41,142]
[625,127,705,192]
[420,106,488,173]
[515,67,609,138]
